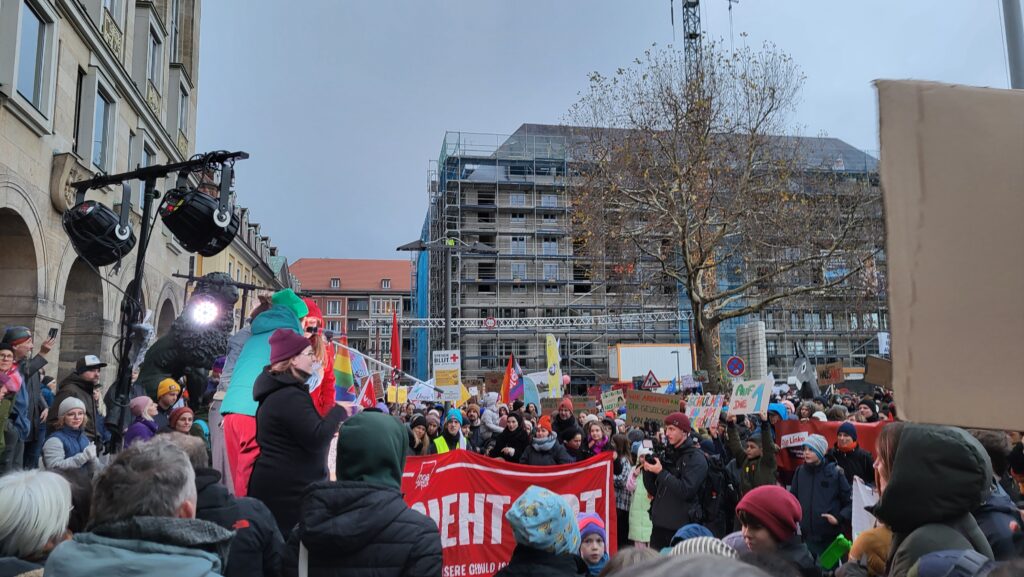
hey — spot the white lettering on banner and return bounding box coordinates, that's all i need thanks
[410,491,603,549]
[781,431,809,449]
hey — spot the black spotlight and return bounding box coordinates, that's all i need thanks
[62,200,137,267]
[158,165,239,257]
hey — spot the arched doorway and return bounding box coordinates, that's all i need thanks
[59,258,105,379]
[0,209,39,332]
[156,299,176,338]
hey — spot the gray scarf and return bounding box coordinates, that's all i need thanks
[531,435,557,452]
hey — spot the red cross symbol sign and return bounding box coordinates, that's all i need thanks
[450,353,459,363]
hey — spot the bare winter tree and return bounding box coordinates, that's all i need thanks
[567,41,883,391]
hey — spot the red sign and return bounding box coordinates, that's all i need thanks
[402,451,617,577]
[726,356,746,377]
[773,420,885,473]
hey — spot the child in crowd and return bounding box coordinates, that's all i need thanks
[790,434,852,558]
[577,512,609,576]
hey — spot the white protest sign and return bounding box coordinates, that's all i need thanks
[852,476,879,540]
[780,431,809,449]
[432,350,462,402]
[727,377,772,416]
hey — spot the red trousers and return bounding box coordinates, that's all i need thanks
[222,413,259,497]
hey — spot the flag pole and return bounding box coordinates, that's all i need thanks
[332,340,439,392]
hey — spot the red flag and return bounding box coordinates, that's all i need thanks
[499,353,515,405]
[356,375,376,409]
[391,309,401,380]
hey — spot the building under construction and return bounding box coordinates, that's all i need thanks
[412,124,887,387]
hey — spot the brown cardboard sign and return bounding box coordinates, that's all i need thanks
[540,395,596,415]
[816,361,845,386]
[877,80,1024,429]
[624,390,679,426]
[863,356,892,389]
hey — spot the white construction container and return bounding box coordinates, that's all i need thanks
[607,343,693,383]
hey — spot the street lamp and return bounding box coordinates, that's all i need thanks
[670,350,681,391]
[397,237,498,351]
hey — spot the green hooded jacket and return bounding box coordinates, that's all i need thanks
[872,424,994,577]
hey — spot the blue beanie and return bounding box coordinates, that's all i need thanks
[445,408,463,426]
[838,421,858,441]
[804,434,828,462]
[671,523,714,545]
[507,486,581,556]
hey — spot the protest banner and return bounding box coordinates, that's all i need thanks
[816,361,844,386]
[401,451,617,577]
[683,394,724,430]
[624,389,679,426]
[727,377,772,416]
[601,389,625,410]
[878,81,1024,429]
[773,420,884,472]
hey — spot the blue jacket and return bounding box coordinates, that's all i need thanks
[790,460,852,543]
[973,482,1024,561]
[220,305,302,417]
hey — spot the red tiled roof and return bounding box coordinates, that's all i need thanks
[291,258,412,292]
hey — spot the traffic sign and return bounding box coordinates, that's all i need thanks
[726,356,746,377]
[640,370,660,391]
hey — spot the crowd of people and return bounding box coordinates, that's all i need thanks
[1,288,1023,577]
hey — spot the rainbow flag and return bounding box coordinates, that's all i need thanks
[334,333,355,400]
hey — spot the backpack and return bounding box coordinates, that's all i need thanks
[690,453,740,537]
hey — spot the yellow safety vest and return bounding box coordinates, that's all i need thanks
[433,435,466,453]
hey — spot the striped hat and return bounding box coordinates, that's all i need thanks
[669,536,738,558]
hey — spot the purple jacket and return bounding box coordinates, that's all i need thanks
[123,418,159,448]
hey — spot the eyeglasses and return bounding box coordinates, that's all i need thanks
[0,354,13,360]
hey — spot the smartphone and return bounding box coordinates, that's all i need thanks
[48,328,58,340]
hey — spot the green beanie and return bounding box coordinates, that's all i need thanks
[271,289,308,320]
[336,411,407,490]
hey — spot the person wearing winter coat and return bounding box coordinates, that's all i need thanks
[407,414,431,456]
[430,409,468,454]
[46,355,106,446]
[123,396,159,448]
[495,485,587,577]
[481,392,505,436]
[629,443,654,547]
[42,398,98,474]
[789,434,851,558]
[300,297,338,418]
[520,416,574,466]
[725,414,777,496]
[490,412,530,462]
[736,485,820,577]
[967,428,1024,561]
[857,400,880,423]
[464,403,491,452]
[221,288,308,497]
[642,412,709,550]
[283,411,443,577]
[552,397,579,438]
[1,327,53,473]
[859,423,995,577]
[247,329,348,536]
[827,421,874,487]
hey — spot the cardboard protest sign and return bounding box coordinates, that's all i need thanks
[852,476,880,541]
[601,389,626,410]
[727,377,772,416]
[816,361,844,386]
[683,394,724,429]
[877,81,1024,429]
[863,356,892,389]
[624,389,679,426]
[540,395,596,415]
[402,451,617,577]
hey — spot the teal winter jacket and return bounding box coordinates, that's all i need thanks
[220,305,303,417]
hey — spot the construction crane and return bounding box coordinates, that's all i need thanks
[359,310,694,330]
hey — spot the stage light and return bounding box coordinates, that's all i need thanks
[158,166,239,257]
[62,200,137,268]
[190,300,219,325]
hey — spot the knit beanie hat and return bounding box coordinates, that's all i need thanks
[812,411,828,422]
[577,512,607,543]
[169,406,194,430]
[129,396,151,418]
[669,536,737,559]
[57,397,86,418]
[512,400,524,412]
[157,378,181,399]
[627,429,645,445]
[664,412,692,434]
[1,326,31,345]
[506,485,581,556]
[269,328,310,364]
[559,397,574,412]
[538,415,552,432]
[445,408,463,426]
[736,485,803,542]
[426,414,440,428]
[271,288,309,320]
[671,523,713,545]
[838,421,859,441]
[631,441,642,456]
[410,414,427,430]
[804,434,828,462]
[582,414,600,426]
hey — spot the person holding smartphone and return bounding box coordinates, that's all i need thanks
[0,326,56,473]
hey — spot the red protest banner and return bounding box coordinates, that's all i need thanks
[774,420,886,473]
[401,451,617,577]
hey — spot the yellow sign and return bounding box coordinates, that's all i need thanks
[435,368,460,387]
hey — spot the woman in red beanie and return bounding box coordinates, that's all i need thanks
[247,328,349,536]
[735,485,819,577]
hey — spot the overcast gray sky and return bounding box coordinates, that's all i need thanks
[196,1,1008,261]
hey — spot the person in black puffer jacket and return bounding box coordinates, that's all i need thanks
[283,411,442,577]
[827,422,874,487]
[247,329,348,536]
[521,416,574,466]
[490,412,530,462]
[169,433,284,577]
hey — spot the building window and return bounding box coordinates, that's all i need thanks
[347,319,360,333]
[542,213,557,225]
[227,261,233,278]
[330,277,340,288]
[169,0,181,62]
[381,279,391,289]
[510,236,526,255]
[147,28,162,88]
[509,193,526,207]
[543,263,559,279]
[16,1,46,110]
[72,68,86,153]
[510,262,526,280]
[511,284,527,294]
[824,312,834,331]
[540,194,558,208]
[327,301,341,316]
[543,284,559,293]
[177,85,188,133]
[848,312,858,331]
[541,237,558,256]
[91,88,114,170]
[348,299,368,311]
[510,212,526,224]
[138,143,154,207]
[326,320,341,334]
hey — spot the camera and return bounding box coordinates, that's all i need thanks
[644,453,658,465]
